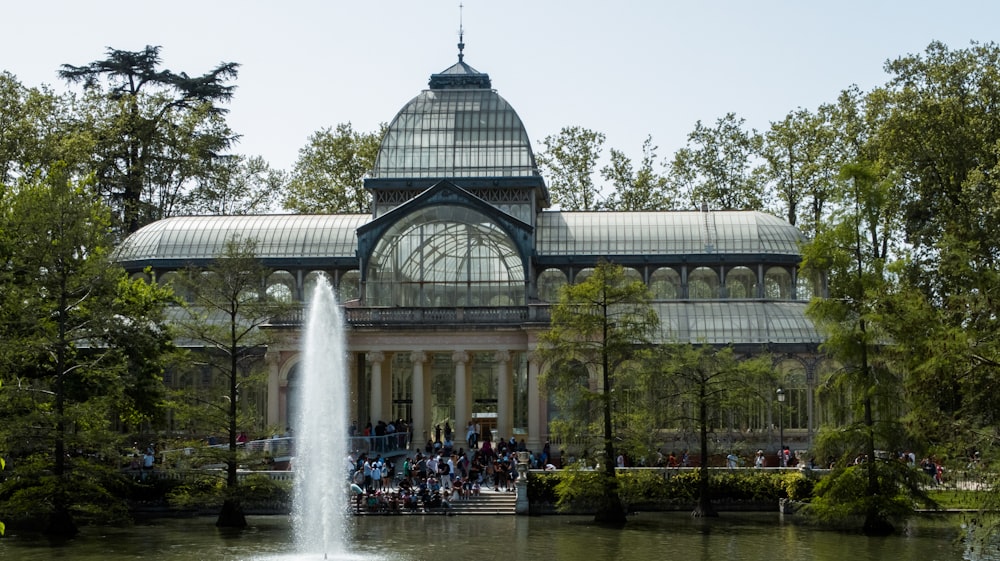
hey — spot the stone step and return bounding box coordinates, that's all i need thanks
[447,490,516,515]
[353,488,517,515]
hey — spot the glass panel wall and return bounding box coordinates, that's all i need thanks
[366,206,525,307]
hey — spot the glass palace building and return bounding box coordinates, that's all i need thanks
[114,49,830,452]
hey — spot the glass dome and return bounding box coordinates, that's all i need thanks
[372,89,539,179]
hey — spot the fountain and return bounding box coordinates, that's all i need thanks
[292,276,351,559]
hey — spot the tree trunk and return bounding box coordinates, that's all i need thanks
[216,498,247,528]
[692,383,717,518]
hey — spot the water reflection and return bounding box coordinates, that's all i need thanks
[0,513,991,561]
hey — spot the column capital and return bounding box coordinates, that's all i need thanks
[452,350,470,364]
[527,350,543,365]
[410,351,427,364]
[366,351,386,363]
[494,350,512,364]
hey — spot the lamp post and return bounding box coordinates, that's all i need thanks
[776,388,785,461]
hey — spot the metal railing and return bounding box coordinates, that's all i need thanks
[159,434,411,468]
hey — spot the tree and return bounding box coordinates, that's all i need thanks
[670,113,766,211]
[800,162,918,534]
[0,72,82,188]
[536,126,606,211]
[539,261,659,525]
[282,122,384,214]
[656,344,771,517]
[759,108,837,238]
[0,166,174,536]
[170,237,292,528]
[182,154,284,215]
[601,135,674,211]
[59,45,239,235]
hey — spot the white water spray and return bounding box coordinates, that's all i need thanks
[292,277,349,557]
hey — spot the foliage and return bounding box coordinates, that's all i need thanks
[0,166,175,535]
[653,344,774,516]
[670,112,766,211]
[167,237,293,527]
[810,461,935,525]
[758,107,837,238]
[282,122,385,213]
[536,126,606,210]
[59,45,240,235]
[0,453,131,529]
[166,473,225,510]
[182,154,284,215]
[528,468,795,512]
[601,135,673,211]
[540,261,658,524]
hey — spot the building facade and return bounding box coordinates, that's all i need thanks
[114,49,829,453]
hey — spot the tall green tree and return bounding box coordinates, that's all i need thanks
[537,126,606,211]
[0,166,174,536]
[759,108,836,238]
[670,112,766,211]
[282,122,384,214]
[540,261,659,525]
[601,135,674,211]
[60,45,239,235]
[170,237,291,528]
[801,162,921,534]
[656,344,771,517]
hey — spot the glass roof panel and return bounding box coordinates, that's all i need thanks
[652,301,820,345]
[535,211,804,256]
[372,89,539,179]
[113,215,369,263]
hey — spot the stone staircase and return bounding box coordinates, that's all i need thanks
[447,488,517,515]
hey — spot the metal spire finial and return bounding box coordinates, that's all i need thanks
[457,3,465,62]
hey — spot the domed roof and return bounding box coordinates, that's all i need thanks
[371,49,540,181]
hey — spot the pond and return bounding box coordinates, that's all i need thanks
[0,513,992,561]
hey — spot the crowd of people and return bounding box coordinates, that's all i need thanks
[346,427,539,514]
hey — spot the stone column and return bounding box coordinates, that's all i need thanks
[496,350,512,441]
[526,351,542,452]
[367,351,385,425]
[453,351,470,443]
[410,351,427,450]
[265,349,281,428]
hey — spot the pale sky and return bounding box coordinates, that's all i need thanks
[4,1,999,172]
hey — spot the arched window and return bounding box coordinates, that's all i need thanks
[650,267,681,300]
[338,270,361,302]
[574,268,595,285]
[157,271,190,302]
[725,266,757,299]
[797,270,820,301]
[303,271,327,304]
[537,268,568,303]
[267,270,295,302]
[365,206,525,307]
[688,267,720,299]
[764,267,793,300]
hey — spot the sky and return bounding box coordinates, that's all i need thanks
[4,1,1000,173]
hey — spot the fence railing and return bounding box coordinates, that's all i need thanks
[159,434,411,468]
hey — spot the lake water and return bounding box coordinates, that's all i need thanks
[0,513,992,561]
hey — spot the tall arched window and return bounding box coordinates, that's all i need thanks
[725,266,757,299]
[267,270,295,302]
[365,206,525,307]
[688,267,720,299]
[764,267,793,300]
[650,267,681,300]
[537,268,568,303]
